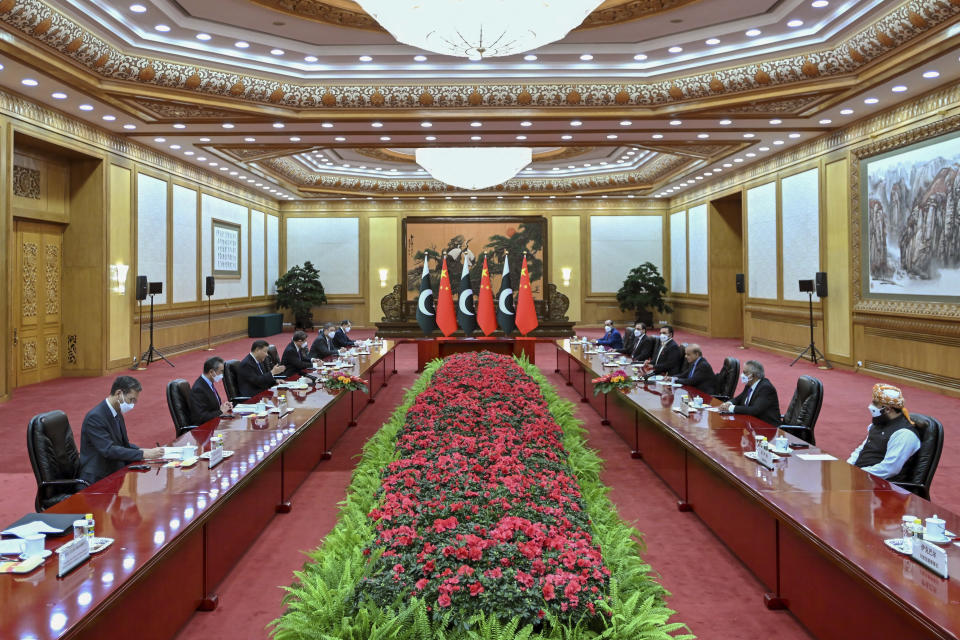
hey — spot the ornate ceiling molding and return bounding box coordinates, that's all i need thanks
[0,0,957,113]
[351,146,600,164]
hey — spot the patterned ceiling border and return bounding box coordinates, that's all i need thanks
[247,0,703,32]
[0,0,957,111]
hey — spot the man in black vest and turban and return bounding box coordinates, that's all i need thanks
[847,383,921,480]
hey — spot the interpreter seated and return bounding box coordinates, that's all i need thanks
[333,319,356,349]
[282,330,314,375]
[847,384,921,480]
[621,322,655,362]
[310,323,338,359]
[718,360,781,426]
[595,319,623,350]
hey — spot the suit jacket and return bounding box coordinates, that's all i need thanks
[332,328,355,349]
[731,377,782,426]
[237,353,276,398]
[674,356,716,395]
[619,330,637,354]
[596,329,623,350]
[190,376,223,425]
[78,400,143,485]
[310,335,337,359]
[282,341,313,374]
[627,333,656,362]
[649,339,684,375]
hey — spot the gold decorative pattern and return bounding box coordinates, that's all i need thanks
[21,241,38,319]
[713,95,828,115]
[128,97,248,121]
[1,0,957,110]
[22,339,37,370]
[44,335,58,366]
[44,243,59,316]
[66,334,77,364]
[13,165,41,198]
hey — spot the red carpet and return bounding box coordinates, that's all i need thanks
[5,328,956,639]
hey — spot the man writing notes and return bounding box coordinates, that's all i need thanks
[622,322,655,362]
[595,319,623,350]
[282,330,314,375]
[847,384,921,480]
[310,323,338,359]
[238,339,285,398]
[190,356,233,424]
[332,319,356,349]
[719,360,781,426]
[79,376,163,484]
[644,325,684,376]
[671,344,716,395]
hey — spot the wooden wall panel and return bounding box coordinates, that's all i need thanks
[12,150,68,223]
[108,164,133,365]
[551,215,581,323]
[854,315,960,394]
[745,304,824,361]
[824,158,852,362]
[368,216,399,324]
[668,297,709,334]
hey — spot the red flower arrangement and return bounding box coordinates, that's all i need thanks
[324,372,368,392]
[591,370,632,396]
[359,352,610,627]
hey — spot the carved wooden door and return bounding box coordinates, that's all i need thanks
[14,220,63,386]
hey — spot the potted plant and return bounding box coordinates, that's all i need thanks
[616,262,672,326]
[275,261,327,329]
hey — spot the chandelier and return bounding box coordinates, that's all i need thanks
[415,147,533,190]
[354,0,604,60]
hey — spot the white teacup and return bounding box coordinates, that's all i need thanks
[22,533,45,558]
[925,514,946,539]
[772,435,790,452]
[181,445,198,460]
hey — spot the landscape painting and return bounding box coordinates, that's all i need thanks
[402,216,547,302]
[863,130,960,298]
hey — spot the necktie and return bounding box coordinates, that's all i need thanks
[256,359,264,375]
[745,385,755,405]
[213,381,221,405]
[632,337,642,357]
[689,359,698,377]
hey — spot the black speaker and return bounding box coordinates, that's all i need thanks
[735,273,745,294]
[149,281,163,295]
[136,275,148,301]
[205,276,216,297]
[815,271,828,298]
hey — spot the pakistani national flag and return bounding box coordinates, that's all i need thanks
[415,253,437,336]
[456,253,477,337]
[496,253,516,336]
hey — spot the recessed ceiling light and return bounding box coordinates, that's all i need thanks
[697,133,709,138]
[746,152,757,157]
[420,121,432,128]
[129,4,147,12]
[196,33,212,41]
[551,167,559,171]
[380,136,392,141]
[184,151,194,156]
[21,78,38,86]
[359,55,373,62]
[652,133,663,139]
[620,120,632,126]
[705,38,720,45]
[222,123,235,129]
[244,137,256,142]
[172,123,186,129]
[561,134,573,140]
[773,140,785,145]
[789,133,801,138]
[123,124,137,130]
[154,24,171,32]
[199,137,211,142]
[169,144,181,150]
[579,54,593,61]
[733,158,744,163]
[668,46,683,53]
[922,70,940,79]
[819,118,832,124]
[759,146,770,151]
[769,119,782,125]
[371,122,383,128]
[78,104,94,111]
[633,53,648,61]
[570,120,582,127]
[719,119,732,126]
[742,132,755,138]
[811,1,829,7]
[153,137,166,142]
[304,55,318,62]
[289,136,301,142]
[840,108,854,115]
[864,97,879,104]
[723,163,732,168]
[520,121,532,127]
[516,135,527,140]
[102,115,116,121]
[197,156,207,161]
[209,162,218,166]
[414,55,428,62]
[523,54,538,61]
[334,136,346,142]
[234,41,250,48]
[745,29,761,37]
[321,122,333,128]
[606,134,618,139]
[669,120,682,126]
[425,135,436,141]
[787,19,804,27]
[470,135,481,141]
[470,121,482,127]
[272,122,285,129]
[891,85,908,92]
[51,92,67,99]
[270,49,285,56]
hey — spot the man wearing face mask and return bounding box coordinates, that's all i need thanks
[595,319,623,350]
[281,330,314,375]
[847,384,920,480]
[718,360,781,426]
[310,323,338,359]
[332,319,356,349]
[621,322,655,362]
[643,325,684,376]
[190,356,233,424]
[78,376,163,484]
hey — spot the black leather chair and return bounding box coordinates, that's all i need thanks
[26,411,89,511]
[780,376,824,445]
[713,357,740,401]
[166,379,197,437]
[891,413,944,501]
[223,359,250,403]
[266,345,280,370]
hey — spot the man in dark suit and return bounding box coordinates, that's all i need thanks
[671,344,716,395]
[619,326,637,354]
[595,319,623,350]
[719,360,781,426]
[622,322,655,362]
[237,339,285,398]
[332,320,355,349]
[78,376,163,484]
[644,325,684,376]
[282,330,313,374]
[310,323,338,359]
[190,356,233,425]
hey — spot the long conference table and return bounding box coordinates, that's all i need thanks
[0,341,397,640]
[556,339,960,640]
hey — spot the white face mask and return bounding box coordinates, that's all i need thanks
[604,325,612,333]
[868,404,882,418]
[344,326,351,333]
[213,373,223,383]
[740,373,750,384]
[635,328,643,335]
[328,331,336,339]
[118,393,135,414]
[659,334,669,342]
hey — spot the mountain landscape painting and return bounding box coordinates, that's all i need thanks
[865,132,960,297]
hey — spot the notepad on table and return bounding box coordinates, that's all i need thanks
[796,453,838,461]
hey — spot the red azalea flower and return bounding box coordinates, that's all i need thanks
[437,594,451,607]
[542,582,556,601]
[469,582,484,596]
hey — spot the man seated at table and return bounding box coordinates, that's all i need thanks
[718,360,781,426]
[190,356,233,424]
[643,325,684,376]
[310,323,338,359]
[595,319,623,350]
[847,384,921,480]
[621,321,655,362]
[332,319,356,349]
[282,330,314,375]
[237,339,285,398]
[670,344,716,395]
[78,376,163,484]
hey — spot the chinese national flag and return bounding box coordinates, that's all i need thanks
[436,256,457,336]
[515,254,539,336]
[477,255,497,336]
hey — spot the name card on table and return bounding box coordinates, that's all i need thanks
[208,445,224,469]
[57,537,90,578]
[755,441,776,470]
[912,538,949,579]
